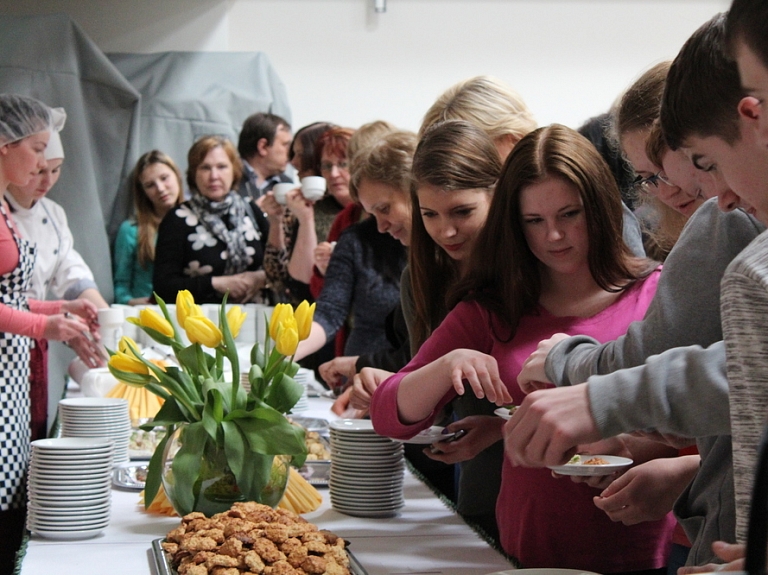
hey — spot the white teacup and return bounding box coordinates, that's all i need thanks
[301,176,326,202]
[80,367,119,397]
[272,183,298,205]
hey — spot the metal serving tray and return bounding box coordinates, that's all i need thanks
[151,538,368,574]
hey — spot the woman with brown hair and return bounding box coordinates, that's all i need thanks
[114,150,183,304]
[153,135,269,303]
[371,124,675,572]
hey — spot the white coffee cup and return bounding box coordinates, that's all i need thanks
[273,182,298,205]
[80,367,119,397]
[301,176,327,202]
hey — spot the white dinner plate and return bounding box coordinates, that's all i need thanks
[392,426,456,445]
[31,437,114,451]
[329,419,377,433]
[493,406,517,420]
[547,455,633,476]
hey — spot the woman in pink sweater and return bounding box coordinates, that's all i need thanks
[0,94,97,572]
[370,124,675,573]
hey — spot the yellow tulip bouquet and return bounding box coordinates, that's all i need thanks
[107,290,316,516]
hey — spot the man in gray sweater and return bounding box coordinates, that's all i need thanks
[505,12,768,569]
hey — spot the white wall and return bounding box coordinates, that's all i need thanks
[1,0,730,132]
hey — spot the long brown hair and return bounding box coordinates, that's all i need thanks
[129,150,183,267]
[409,120,501,351]
[450,124,654,336]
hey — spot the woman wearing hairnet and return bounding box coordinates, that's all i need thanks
[0,94,97,572]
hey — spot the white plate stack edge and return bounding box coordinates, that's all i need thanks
[27,437,114,540]
[328,419,404,517]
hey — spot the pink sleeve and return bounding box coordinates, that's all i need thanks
[370,301,494,439]
[0,303,49,339]
[29,299,62,315]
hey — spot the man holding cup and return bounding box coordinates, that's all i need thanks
[237,112,294,202]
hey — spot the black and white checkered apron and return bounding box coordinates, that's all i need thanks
[0,201,36,511]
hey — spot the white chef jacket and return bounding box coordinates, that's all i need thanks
[4,194,98,301]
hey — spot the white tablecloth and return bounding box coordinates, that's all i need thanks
[20,387,514,575]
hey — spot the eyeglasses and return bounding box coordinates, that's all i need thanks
[320,160,348,173]
[632,171,673,192]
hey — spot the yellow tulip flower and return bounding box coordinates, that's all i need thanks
[185,315,223,348]
[139,308,174,338]
[226,306,247,339]
[294,301,316,341]
[275,321,299,356]
[269,304,294,340]
[109,351,149,375]
[176,290,196,327]
[118,335,140,354]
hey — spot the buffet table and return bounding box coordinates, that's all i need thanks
[19,393,514,575]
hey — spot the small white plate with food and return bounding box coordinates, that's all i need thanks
[548,455,633,476]
[493,405,517,420]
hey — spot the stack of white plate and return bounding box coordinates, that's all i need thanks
[59,398,131,465]
[291,368,314,413]
[328,419,404,517]
[27,437,113,540]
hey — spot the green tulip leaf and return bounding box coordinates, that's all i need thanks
[143,423,175,511]
[264,372,303,414]
[236,452,273,502]
[170,422,208,516]
[221,420,245,479]
[142,397,187,429]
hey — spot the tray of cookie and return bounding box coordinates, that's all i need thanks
[151,500,367,575]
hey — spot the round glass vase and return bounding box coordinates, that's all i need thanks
[161,424,292,517]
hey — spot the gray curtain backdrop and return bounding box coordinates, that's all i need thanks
[108,51,292,184]
[0,13,291,432]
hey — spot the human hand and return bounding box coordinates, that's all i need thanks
[44,314,90,342]
[128,297,151,306]
[60,299,100,340]
[425,415,504,464]
[261,192,284,221]
[68,333,107,368]
[331,386,367,418]
[439,349,512,405]
[517,333,570,394]
[350,367,392,411]
[503,383,601,467]
[314,242,334,276]
[286,189,314,224]
[215,271,265,303]
[678,542,745,574]
[319,355,359,392]
[593,457,696,525]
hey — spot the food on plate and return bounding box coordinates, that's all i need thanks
[304,431,331,461]
[566,454,611,466]
[583,457,610,465]
[161,501,351,575]
[280,468,323,514]
[129,427,163,456]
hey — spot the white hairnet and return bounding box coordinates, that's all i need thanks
[0,94,54,146]
[44,108,67,160]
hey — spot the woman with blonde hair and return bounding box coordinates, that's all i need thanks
[114,150,183,304]
[153,135,269,304]
[420,75,537,160]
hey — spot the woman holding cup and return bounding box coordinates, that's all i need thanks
[262,122,349,305]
